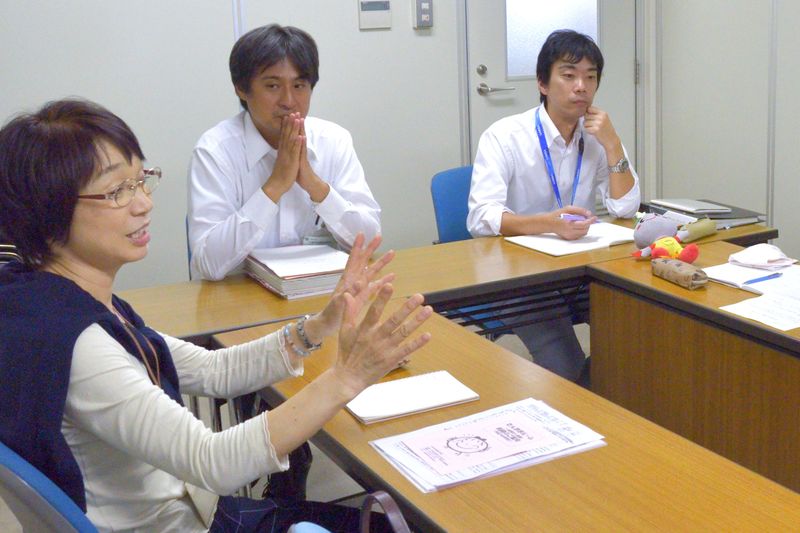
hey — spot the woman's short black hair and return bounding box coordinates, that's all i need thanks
[0,98,144,267]
[229,24,320,110]
[536,29,604,104]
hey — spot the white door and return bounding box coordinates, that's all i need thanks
[466,0,637,164]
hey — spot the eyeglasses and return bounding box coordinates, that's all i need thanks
[77,167,161,208]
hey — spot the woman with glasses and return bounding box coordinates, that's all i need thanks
[0,99,432,532]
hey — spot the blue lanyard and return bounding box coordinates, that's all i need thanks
[535,108,584,208]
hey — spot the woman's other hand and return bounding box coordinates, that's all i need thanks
[332,284,432,397]
[304,233,395,344]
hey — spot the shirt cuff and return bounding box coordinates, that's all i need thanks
[314,187,349,225]
[261,415,291,473]
[241,189,280,231]
[605,182,641,219]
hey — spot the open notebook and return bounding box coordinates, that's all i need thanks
[505,222,634,256]
[702,263,800,295]
[346,371,479,424]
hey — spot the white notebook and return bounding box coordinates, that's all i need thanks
[248,245,348,278]
[346,371,479,424]
[650,199,732,214]
[702,263,800,295]
[505,222,634,256]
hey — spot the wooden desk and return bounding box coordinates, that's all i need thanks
[214,307,800,532]
[588,240,800,492]
[118,275,328,343]
[388,222,777,305]
[119,222,777,341]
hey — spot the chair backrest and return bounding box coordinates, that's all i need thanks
[0,441,97,533]
[430,165,474,243]
[0,244,22,264]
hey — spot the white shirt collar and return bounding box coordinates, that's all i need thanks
[537,104,584,149]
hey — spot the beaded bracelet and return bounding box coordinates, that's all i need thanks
[296,314,322,352]
[282,323,310,358]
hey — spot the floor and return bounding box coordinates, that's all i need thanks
[0,324,590,530]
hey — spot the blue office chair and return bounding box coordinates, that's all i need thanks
[0,440,98,532]
[430,166,474,244]
[430,166,507,339]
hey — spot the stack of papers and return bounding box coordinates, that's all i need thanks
[505,222,634,256]
[703,258,800,330]
[645,199,765,229]
[371,398,605,492]
[244,245,348,299]
[346,371,479,424]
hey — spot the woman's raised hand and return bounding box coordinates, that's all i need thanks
[332,284,432,397]
[306,234,395,342]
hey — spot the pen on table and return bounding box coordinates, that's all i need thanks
[743,272,783,285]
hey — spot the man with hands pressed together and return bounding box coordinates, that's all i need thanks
[467,29,640,383]
[188,24,381,501]
[188,24,381,281]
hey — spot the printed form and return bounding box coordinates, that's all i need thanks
[370,398,605,492]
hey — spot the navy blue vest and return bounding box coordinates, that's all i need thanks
[0,262,182,511]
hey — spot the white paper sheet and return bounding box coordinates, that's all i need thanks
[370,398,605,492]
[505,222,634,256]
[721,293,800,331]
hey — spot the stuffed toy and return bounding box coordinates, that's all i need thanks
[632,213,716,263]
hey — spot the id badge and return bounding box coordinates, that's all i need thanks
[303,233,337,246]
[303,223,337,246]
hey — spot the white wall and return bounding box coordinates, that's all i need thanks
[773,0,800,248]
[0,1,463,290]
[659,0,770,210]
[0,1,237,289]
[656,0,800,258]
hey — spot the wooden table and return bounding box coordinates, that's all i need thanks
[118,275,329,343]
[121,223,777,342]
[214,306,800,532]
[589,240,800,493]
[389,221,776,302]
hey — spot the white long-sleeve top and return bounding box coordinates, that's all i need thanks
[62,324,301,532]
[188,112,381,280]
[467,105,640,237]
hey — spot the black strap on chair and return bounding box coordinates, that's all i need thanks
[360,490,411,533]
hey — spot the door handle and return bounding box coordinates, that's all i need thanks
[476,82,516,96]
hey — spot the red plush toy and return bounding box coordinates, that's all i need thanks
[634,235,699,263]
[631,213,704,263]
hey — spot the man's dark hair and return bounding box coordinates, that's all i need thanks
[536,29,604,104]
[0,99,144,267]
[229,24,320,110]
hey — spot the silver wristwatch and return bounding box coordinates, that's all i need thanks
[609,157,629,173]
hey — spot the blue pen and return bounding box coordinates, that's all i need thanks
[560,214,586,222]
[743,272,783,285]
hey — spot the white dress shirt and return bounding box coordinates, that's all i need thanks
[62,325,300,532]
[467,105,640,237]
[188,112,381,280]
